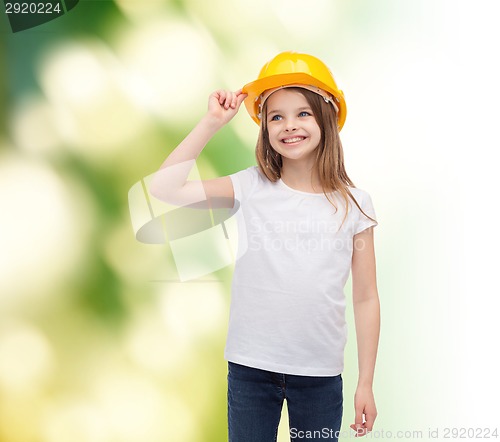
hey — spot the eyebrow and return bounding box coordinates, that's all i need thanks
[267,106,312,116]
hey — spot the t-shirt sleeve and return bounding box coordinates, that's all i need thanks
[353,190,378,235]
[228,166,259,216]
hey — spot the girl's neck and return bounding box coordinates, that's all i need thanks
[280,160,322,193]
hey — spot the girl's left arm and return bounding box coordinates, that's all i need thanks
[350,226,380,437]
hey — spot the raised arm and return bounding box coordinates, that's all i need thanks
[148,89,247,207]
[350,226,380,437]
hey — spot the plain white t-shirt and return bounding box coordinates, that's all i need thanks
[225,165,378,376]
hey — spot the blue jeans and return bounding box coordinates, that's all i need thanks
[227,361,343,442]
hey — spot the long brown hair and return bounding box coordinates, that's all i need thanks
[255,87,376,230]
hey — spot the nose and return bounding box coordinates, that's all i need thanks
[285,118,297,131]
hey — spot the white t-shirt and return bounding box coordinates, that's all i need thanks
[225,165,378,376]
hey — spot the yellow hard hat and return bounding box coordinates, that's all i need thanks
[242,51,347,130]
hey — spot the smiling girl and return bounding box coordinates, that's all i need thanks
[150,51,381,442]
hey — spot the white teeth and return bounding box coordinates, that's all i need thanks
[282,137,304,143]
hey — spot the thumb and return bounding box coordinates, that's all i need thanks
[354,406,364,434]
[235,90,247,108]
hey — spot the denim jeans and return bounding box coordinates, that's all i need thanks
[227,361,343,442]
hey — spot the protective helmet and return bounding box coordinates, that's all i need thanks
[242,51,347,130]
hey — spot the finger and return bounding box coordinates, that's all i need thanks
[350,423,365,438]
[230,92,238,108]
[354,407,364,425]
[217,90,227,105]
[224,92,233,109]
[364,412,377,432]
[226,92,236,109]
[354,407,365,436]
[357,424,369,437]
[235,91,247,108]
[236,89,248,99]
[209,90,219,104]
[219,91,230,109]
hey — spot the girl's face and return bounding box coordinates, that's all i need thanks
[265,88,322,163]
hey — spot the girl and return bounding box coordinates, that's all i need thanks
[150,51,380,441]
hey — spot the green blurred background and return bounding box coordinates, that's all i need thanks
[1,1,499,441]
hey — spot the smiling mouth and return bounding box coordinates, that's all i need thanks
[281,136,306,144]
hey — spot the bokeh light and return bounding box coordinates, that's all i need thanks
[115,17,217,125]
[271,0,338,37]
[11,94,60,155]
[0,152,93,309]
[38,39,149,157]
[0,321,55,394]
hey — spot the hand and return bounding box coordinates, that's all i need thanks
[350,385,377,437]
[206,89,247,128]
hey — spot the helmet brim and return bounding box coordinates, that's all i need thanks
[242,72,346,130]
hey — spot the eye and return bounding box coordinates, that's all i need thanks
[270,114,282,121]
[299,111,311,117]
